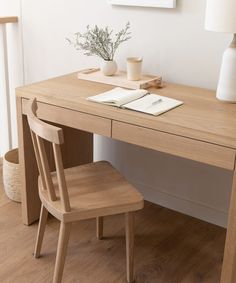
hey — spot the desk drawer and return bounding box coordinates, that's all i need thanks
[22,99,111,137]
[112,121,236,170]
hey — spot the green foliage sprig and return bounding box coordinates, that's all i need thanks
[66,22,131,61]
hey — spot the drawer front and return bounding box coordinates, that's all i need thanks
[22,99,111,137]
[112,121,236,170]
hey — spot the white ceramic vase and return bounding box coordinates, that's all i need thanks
[100,60,117,76]
[216,34,236,102]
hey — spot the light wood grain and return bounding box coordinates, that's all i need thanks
[26,99,143,282]
[53,222,71,283]
[16,72,236,149]
[21,92,236,170]
[52,143,71,212]
[0,167,226,283]
[16,72,236,283]
[96,217,103,240]
[27,99,70,212]
[112,121,236,170]
[17,97,41,224]
[34,205,48,258]
[17,97,94,224]
[125,212,134,283]
[36,136,57,201]
[220,167,236,283]
[0,171,226,283]
[22,98,112,138]
[39,161,144,223]
[27,99,64,145]
[0,17,18,24]
[77,69,162,89]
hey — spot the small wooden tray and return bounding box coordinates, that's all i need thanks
[77,68,162,89]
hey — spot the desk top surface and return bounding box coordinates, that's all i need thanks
[16,72,236,149]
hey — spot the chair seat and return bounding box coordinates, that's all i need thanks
[39,161,144,223]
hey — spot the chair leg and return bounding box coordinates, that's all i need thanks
[96,217,103,240]
[125,212,135,283]
[34,204,48,258]
[53,222,72,283]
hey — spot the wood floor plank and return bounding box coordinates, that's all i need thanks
[0,163,226,282]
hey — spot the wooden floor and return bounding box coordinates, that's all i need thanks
[0,161,226,283]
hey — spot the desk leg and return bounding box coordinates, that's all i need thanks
[16,97,93,225]
[17,97,39,225]
[220,168,236,283]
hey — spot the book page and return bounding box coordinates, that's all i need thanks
[123,94,183,116]
[87,87,148,107]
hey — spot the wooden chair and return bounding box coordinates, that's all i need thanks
[26,98,144,283]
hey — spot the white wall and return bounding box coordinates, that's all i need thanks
[4,0,234,227]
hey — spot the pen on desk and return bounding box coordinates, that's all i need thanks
[146,98,162,109]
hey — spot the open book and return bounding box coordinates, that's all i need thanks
[87,87,183,116]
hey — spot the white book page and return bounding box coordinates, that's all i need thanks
[123,94,183,116]
[87,87,148,107]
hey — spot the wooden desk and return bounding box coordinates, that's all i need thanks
[16,72,236,283]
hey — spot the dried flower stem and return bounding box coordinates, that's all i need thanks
[66,22,131,61]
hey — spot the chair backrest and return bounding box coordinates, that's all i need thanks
[26,98,71,212]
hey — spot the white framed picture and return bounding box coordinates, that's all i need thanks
[108,0,176,8]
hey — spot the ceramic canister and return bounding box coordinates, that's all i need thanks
[127,57,143,81]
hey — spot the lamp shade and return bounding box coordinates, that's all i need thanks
[205,0,236,33]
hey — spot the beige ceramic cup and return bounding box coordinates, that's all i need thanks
[127,57,143,81]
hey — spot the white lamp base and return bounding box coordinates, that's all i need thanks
[216,34,236,103]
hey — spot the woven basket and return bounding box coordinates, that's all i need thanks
[3,148,21,202]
